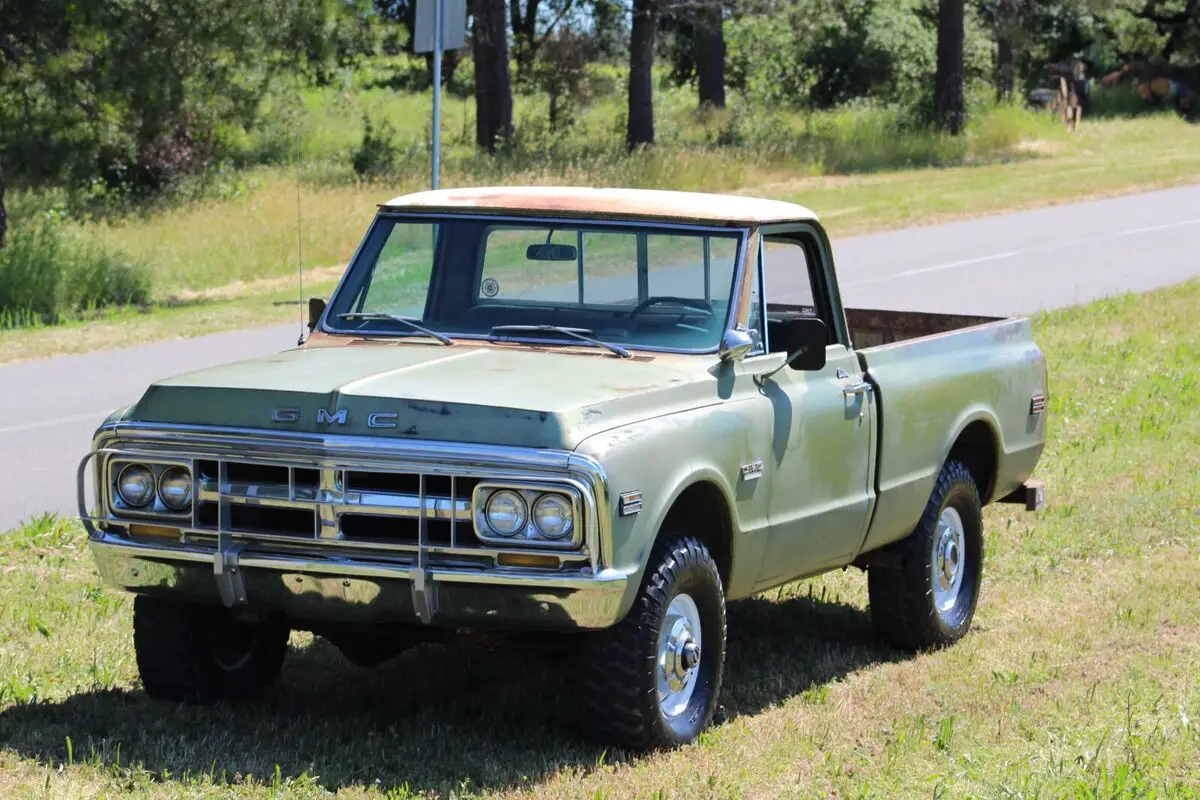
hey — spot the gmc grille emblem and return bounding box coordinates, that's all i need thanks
[317,408,348,425]
[270,407,300,423]
[270,408,349,425]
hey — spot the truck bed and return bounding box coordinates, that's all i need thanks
[767,303,1003,350]
[768,301,1047,557]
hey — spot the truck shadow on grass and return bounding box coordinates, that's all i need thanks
[0,589,906,794]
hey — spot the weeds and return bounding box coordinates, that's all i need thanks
[352,113,402,178]
[0,199,149,327]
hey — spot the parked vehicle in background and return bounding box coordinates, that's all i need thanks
[80,187,1047,749]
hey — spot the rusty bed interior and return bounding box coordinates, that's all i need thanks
[767,303,1003,350]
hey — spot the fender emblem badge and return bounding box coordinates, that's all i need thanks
[740,460,764,481]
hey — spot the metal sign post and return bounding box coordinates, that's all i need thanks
[431,0,441,189]
[415,0,466,191]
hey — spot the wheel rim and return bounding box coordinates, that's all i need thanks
[931,506,967,618]
[656,593,703,718]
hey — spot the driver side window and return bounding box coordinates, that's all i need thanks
[756,232,826,356]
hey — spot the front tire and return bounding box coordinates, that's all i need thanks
[868,459,984,651]
[134,596,290,703]
[581,536,726,751]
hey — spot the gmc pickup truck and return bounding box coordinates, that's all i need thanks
[79,187,1047,750]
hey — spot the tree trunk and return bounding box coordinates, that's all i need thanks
[473,0,513,151]
[510,0,541,82]
[996,34,1013,100]
[549,88,560,132]
[694,2,726,109]
[424,49,461,89]
[933,0,965,134]
[994,0,1019,101]
[0,163,7,248]
[627,0,657,150]
[443,49,461,88]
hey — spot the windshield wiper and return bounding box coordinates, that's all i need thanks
[489,325,631,359]
[336,312,453,346]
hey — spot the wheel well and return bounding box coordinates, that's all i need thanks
[947,421,998,504]
[660,482,733,589]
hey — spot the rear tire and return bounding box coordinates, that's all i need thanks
[134,596,289,703]
[580,535,726,751]
[868,459,983,651]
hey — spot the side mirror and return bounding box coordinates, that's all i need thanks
[755,317,827,384]
[718,328,755,362]
[778,317,827,371]
[307,297,327,331]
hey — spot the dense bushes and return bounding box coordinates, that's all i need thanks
[723,0,995,112]
[0,0,350,193]
[351,114,402,177]
[0,199,149,327]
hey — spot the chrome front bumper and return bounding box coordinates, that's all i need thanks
[81,423,630,631]
[89,531,629,630]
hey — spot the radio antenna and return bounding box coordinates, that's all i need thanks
[295,125,306,346]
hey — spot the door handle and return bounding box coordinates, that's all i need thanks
[841,381,873,396]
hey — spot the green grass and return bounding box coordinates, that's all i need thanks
[64,113,1200,293]
[1,279,1198,798]
[71,100,1078,293]
[1,106,1198,362]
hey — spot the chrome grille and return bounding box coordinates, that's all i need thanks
[88,428,603,572]
[190,459,481,549]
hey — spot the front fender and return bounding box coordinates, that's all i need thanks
[574,400,773,619]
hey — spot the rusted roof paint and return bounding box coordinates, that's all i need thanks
[379,186,818,226]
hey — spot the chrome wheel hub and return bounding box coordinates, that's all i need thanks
[932,506,966,616]
[657,593,702,717]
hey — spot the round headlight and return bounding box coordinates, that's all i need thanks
[532,494,574,540]
[158,466,193,511]
[485,490,528,536]
[116,464,156,508]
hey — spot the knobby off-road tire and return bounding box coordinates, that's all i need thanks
[868,459,984,651]
[580,535,726,751]
[134,596,290,703]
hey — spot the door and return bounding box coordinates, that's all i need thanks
[748,232,875,587]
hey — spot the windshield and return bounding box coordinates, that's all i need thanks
[324,215,744,353]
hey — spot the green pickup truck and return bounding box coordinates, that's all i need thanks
[79,187,1047,750]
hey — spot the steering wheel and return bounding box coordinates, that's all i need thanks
[628,296,714,320]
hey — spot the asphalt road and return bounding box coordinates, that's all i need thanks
[2,184,1198,530]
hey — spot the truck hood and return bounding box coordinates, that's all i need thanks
[125,343,719,450]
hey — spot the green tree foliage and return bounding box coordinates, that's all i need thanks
[1,0,1196,203]
[529,28,600,131]
[724,0,992,110]
[978,1,1199,93]
[0,0,353,191]
[351,114,401,176]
